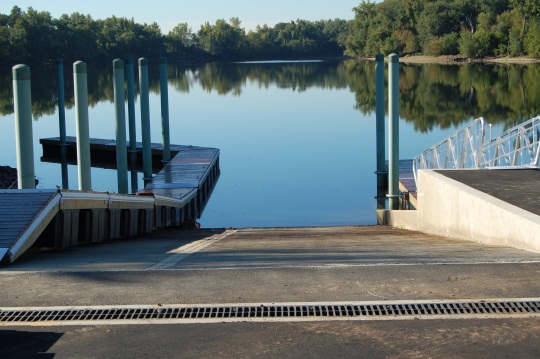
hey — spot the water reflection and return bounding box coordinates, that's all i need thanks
[2,59,540,227]
[2,60,540,132]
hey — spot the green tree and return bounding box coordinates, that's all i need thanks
[197,19,247,58]
[166,23,195,53]
[54,13,99,62]
[417,1,462,52]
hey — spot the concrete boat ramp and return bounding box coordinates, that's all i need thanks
[0,226,539,357]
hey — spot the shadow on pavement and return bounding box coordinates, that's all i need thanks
[0,329,63,358]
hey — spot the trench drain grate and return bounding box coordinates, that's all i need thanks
[1,300,539,323]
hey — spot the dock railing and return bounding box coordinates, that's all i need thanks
[481,115,540,168]
[412,117,486,184]
[413,115,540,186]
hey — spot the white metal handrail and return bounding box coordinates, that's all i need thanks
[481,116,540,168]
[412,115,540,186]
[413,117,486,184]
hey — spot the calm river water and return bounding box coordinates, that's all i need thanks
[1,60,539,228]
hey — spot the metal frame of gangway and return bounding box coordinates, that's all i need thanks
[413,115,540,185]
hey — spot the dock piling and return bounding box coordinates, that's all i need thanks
[388,54,400,210]
[125,58,138,193]
[57,59,69,189]
[375,54,386,209]
[159,57,171,163]
[12,64,35,189]
[138,58,153,186]
[113,59,129,194]
[57,60,67,147]
[73,61,92,191]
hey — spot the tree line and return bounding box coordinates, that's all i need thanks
[0,6,348,65]
[346,0,540,58]
[3,2,540,66]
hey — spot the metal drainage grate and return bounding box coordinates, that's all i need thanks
[1,300,539,324]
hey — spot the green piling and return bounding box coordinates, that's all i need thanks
[125,58,138,193]
[73,61,92,191]
[375,54,386,209]
[57,59,69,189]
[388,54,400,210]
[113,59,129,194]
[12,64,35,189]
[159,57,171,162]
[138,58,152,185]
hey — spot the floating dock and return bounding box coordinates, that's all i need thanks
[0,138,220,264]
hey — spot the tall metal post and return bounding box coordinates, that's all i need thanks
[388,54,400,210]
[113,59,129,194]
[125,58,138,193]
[139,58,153,185]
[375,54,386,209]
[12,64,35,189]
[57,60,67,146]
[57,59,69,189]
[159,57,171,162]
[73,61,92,191]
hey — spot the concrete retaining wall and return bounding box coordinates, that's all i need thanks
[378,170,540,253]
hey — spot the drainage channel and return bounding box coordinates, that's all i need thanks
[1,299,538,326]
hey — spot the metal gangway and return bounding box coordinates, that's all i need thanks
[413,115,540,185]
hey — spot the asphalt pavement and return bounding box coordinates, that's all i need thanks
[1,226,539,358]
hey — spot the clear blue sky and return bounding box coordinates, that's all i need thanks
[0,1,366,33]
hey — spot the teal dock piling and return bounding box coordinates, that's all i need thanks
[388,54,400,210]
[138,58,153,185]
[125,58,138,193]
[113,59,129,194]
[73,61,92,191]
[375,54,386,209]
[12,64,35,189]
[57,59,69,189]
[159,57,171,163]
[57,60,67,147]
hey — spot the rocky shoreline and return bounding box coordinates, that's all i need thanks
[0,166,18,189]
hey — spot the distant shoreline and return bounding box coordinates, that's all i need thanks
[359,55,540,65]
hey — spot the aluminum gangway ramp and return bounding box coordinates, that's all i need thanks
[0,189,61,264]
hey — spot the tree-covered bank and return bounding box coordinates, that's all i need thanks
[3,2,540,67]
[0,6,348,65]
[346,0,540,58]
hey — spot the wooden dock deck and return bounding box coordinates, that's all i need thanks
[0,138,220,264]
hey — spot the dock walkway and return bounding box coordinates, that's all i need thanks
[0,138,220,264]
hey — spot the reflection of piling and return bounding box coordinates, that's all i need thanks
[73,61,92,191]
[125,58,138,193]
[12,64,35,189]
[57,59,69,189]
[159,57,171,163]
[138,58,153,186]
[113,59,129,194]
[388,54,400,210]
[375,54,386,209]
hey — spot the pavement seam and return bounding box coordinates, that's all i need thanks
[145,229,238,270]
[2,259,539,274]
